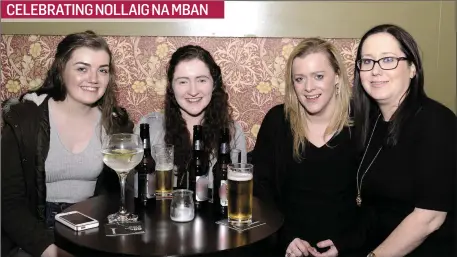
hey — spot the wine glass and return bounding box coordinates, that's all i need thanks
[102,133,144,223]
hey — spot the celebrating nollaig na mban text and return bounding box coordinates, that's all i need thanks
[5,3,210,16]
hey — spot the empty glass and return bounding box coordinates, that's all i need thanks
[170,189,195,222]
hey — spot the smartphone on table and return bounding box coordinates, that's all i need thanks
[55,211,99,231]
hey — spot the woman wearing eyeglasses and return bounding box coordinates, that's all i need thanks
[309,24,455,257]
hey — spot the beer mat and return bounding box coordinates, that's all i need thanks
[216,219,266,232]
[104,221,145,236]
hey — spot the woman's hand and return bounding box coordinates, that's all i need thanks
[308,240,339,257]
[285,238,312,257]
[42,244,74,257]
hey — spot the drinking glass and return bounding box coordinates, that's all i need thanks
[170,189,195,222]
[227,163,253,225]
[230,149,242,163]
[153,144,174,199]
[102,133,144,223]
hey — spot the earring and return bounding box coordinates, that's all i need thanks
[335,85,340,96]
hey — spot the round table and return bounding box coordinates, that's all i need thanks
[55,194,283,257]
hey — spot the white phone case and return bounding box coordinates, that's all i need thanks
[55,211,99,231]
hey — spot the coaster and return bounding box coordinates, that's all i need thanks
[216,219,266,232]
[104,221,145,236]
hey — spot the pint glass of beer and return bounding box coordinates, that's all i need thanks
[153,144,174,199]
[227,163,253,225]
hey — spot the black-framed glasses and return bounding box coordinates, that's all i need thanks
[356,57,408,71]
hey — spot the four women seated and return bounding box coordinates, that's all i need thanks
[2,24,455,257]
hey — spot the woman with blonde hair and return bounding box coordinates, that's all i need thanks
[252,38,359,256]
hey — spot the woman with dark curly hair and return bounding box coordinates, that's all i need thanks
[135,45,247,190]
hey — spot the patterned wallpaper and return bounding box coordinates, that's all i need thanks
[1,35,360,150]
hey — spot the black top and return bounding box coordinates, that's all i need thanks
[335,97,456,256]
[252,104,360,253]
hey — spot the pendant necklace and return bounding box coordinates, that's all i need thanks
[356,113,383,207]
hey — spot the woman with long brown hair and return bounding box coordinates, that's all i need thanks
[136,45,246,192]
[2,30,133,257]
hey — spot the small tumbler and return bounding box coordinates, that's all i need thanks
[170,189,195,222]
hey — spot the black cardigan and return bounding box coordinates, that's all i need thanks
[1,96,133,257]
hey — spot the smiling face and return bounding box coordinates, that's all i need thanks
[62,47,110,105]
[172,58,214,120]
[359,32,416,107]
[292,52,339,117]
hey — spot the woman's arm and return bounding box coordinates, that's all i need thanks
[232,121,247,163]
[370,208,446,257]
[370,108,455,257]
[1,124,55,257]
[134,112,166,146]
[251,107,282,208]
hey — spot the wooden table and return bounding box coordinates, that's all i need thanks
[55,193,283,257]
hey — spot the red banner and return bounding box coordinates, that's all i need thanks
[1,0,225,19]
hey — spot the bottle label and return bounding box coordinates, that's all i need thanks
[219,180,228,206]
[195,175,209,201]
[194,140,203,150]
[220,143,229,154]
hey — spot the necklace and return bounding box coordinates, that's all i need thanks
[356,113,383,207]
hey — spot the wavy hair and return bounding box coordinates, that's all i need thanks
[284,38,353,161]
[164,45,233,181]
[31,30,125,135]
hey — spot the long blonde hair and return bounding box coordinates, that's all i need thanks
[284,38,352,161]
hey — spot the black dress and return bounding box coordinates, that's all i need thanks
[252,104,360,256]
[343,97,456,257]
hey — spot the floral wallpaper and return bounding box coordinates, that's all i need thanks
[1,35,360,150]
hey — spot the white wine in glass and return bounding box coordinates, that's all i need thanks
[102,133,144,223]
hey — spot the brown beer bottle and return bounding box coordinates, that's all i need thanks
[188,125,208,210]
[134,123,156,212]
[212,127,230,218]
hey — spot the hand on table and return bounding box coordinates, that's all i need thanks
[285,238,313,257]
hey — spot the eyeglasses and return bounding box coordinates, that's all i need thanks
[356,57,408,71]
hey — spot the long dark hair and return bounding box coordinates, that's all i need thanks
[353,24,426,150]
[164,45,233,179]
[31,30,127,135]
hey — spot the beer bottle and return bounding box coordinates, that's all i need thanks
[188,125,208,209]
[212,127,230,217]
[134,123,156,212]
